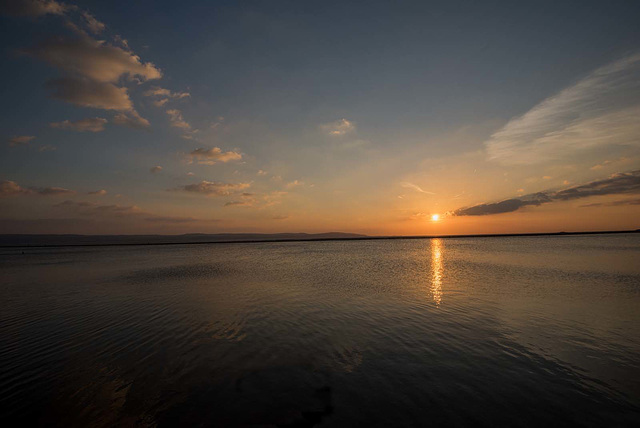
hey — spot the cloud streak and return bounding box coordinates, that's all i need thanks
[400,182,435,195]
[320,118,355,136]
[1,180,75,197]
[485,53,640,164]
[50,117,107,132]
[188,147,242,165]
[452,170,640,216]
[8,135,35,146]
[171,181,250,196]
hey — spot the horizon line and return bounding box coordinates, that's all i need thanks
[1,229,638,249]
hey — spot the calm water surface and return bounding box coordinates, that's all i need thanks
[1,235,639,426]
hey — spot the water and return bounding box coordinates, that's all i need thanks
[1,234,639,426]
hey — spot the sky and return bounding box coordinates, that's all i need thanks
[1,0,640,235]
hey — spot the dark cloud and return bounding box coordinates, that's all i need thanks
[143,216,198,223]
[224,201,249,207]
[453,170,640,216]
[581,198,640,208]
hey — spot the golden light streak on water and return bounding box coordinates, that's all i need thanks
[431,238,443,306]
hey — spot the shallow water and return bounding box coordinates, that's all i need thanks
[1,234,639,426]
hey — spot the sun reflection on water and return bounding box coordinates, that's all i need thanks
[431,238,443,306]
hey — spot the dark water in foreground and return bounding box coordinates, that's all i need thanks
[1,235,639,427]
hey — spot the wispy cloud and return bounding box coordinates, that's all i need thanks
[581,198,640,208]
[8,135,35,147]
[1,180,75,197]
[452,170,640,216]
[88,189,107,195]
[112,110,150,128]
[171,180,250,196]
[150,166,162,173]
[188,147,242,165]
[485,53,640,164]
[144,86,190,107]
[166,109,191,129]
[224,200,251,207]
[320,118,355,136]
[81,11,105,34]
[50,117,107,132]
[285,180,303,189]
[400,182,435,195]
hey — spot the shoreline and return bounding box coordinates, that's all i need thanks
[1,229,638,249]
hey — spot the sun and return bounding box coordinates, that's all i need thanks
[431,214,440,222]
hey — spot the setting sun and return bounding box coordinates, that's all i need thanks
[431,214,440,222]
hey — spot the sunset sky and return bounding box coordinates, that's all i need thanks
[1,0,640,235]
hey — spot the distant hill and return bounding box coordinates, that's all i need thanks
[0,232,367,247]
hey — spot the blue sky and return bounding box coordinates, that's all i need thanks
[1,0,640,234]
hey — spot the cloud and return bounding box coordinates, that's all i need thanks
[150,166,162,173]
[81,11,104,34]
[23,20,161,123]
[272,215,289,220]
[143,215,198,223]
[485,53,640,164]
[0,180,75,197]
[88,189,107,195]
[50,117,107,132]
[8,135,35,146]
[400,182,435,195]
[38,144,56,152]
[0,181,31,196]
[590,157,632,171]
[452,170,640,216]
[144,86,190,107]
[171,180,250,196]
[46,77,133,110]
[285,180,303,189]
[224,201,250,207]
[112,110,150,128]
[1,0,69,17]
[166,109,191,129]
[581,198,640,208]
[320,118,355,136]
[28,35,162,83]
[188,147,242,165]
